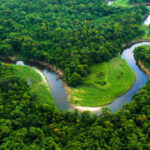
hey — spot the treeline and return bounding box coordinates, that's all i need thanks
[134,46,150,66]
[0,62,150,149]
[129,0,150,4]
[0,0,148,86]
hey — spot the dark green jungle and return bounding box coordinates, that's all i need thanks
[0,0,150,149]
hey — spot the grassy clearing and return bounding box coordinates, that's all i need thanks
[11,65,56,106]
[69,55,136,107]
[112,0,150,8]
[141,45,150,49]
[112,0,130,7]
[138,24,150,40]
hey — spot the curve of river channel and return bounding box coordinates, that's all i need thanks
[4,42,150,114]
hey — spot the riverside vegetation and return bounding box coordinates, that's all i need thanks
[69,55,135,107]
[0,62,150,149]
[4,63,56,106]
[1,0,150,149]
[113,0,150,7]
[0,0,148,87]
[0,0,149,107]
[134,45,150,69]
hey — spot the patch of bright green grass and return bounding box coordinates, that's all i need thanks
[11,65,56,107]
[139,24,150,40]
[112,0,150,8]
[69,55,136,107]
[147,6,150,12]
[141,45,150,49]
[113,0,130,7]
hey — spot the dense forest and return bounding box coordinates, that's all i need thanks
[134,46,150,65]
[0,0,149,86]
[129,0,150,4]
[1,0,150,149]
[0,62,150,149]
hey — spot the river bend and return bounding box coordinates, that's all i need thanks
[4,42,150,114]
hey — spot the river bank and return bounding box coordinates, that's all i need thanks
[1,56,64,78]
[1,41,150,113]
[138,60,150,79]
[1,56,104,113]
[123,39,150,52]
[0,56,71,110]
[70,41,150,112]
[0,55,69,93]
[69,55,136,108]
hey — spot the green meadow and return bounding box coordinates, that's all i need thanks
[11,65,56,106]
[112,0,150,8]
[112,0,131,7]
[138,24,150,40]
[69,55,136,107]
[141,45,150,49]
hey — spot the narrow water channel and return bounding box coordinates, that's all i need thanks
[4,42,150,114]
[15,61,72,111]
[108,42,150,113]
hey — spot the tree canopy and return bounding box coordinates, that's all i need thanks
[0,0,148,86]
[0,62,150,149]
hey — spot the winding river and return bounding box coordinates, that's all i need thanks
[5,42,150,114]
[3,3,150,115]
[108,42,149,112]
[3,14,150,113]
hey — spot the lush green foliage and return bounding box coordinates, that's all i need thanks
[134,45,150,66]
[0,0,148,86]
[113,0,131,7]
[1,1,150,149]
[69,55,135,106]
[129,0,150,4]
[0,63,56,106]
[138,24,150,40]
[0,62,150,149]
[116,0,150,5]
[12,65,56,105]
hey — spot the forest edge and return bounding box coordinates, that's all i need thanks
[0,39,150,112]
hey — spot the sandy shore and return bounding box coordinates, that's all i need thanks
[71,104,103,112]
[1,43,150,113]
[34,68,47,83]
